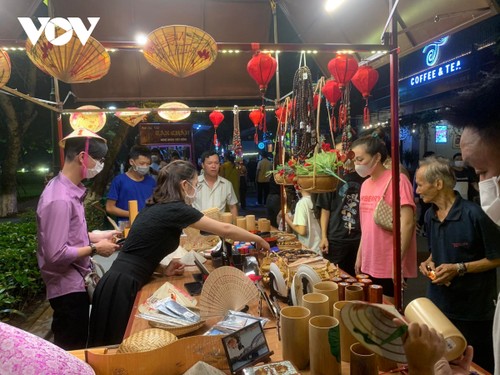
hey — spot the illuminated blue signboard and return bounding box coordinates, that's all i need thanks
[408,57,464,87]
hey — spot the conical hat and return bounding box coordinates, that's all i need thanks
[59,128,106,147]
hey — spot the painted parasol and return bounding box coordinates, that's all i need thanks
[25,28,110,84]
[69,105,106,132]
[158,102,191,122]
[115,107,150,127]
[143,25,217,78]
[0,50,11,89]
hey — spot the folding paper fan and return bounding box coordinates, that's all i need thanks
[0,50,11,89]
[143,25,217,78]
[25,29,110,84]
[115,107,150,127]
[69,105,107,132]
[198,266,259,318]
[158,102,191,121]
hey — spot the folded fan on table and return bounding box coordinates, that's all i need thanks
[198,266,259,318]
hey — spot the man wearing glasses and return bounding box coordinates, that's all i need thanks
[36,129,119,350]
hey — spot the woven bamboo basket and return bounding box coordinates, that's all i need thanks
[273,173,294,186]
[148,320,206,336]
[296,175,340,193]
[117,328,177,353]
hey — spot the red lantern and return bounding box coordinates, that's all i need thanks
[327,54,358,89]
[321,79,342,106]
[275,106,286,123]
[247,52,277,95]
[351,66,379,125]
[209,110,224,146]
[249,109,264,144]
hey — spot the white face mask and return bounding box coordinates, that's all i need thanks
[479,176,500,225]
[86,160,104,179]
[454,161,465,168]
[184,181,197,204]
[134,165,150,176]
[355,157,377,178]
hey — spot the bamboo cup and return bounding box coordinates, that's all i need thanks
[350,343,378,375]
[128,200,138,225]
[404,297,467,361]
[219,212,233,224]
[309,315,341,375]
[345,285,364,301]
[280,306,311,370]
[302,293,329,318]
[259,218,271,232]
[236,217,247,230]
[245,215,256,231]
[337,282,349,301]
[313,281,339,315]
[333,301,358,363]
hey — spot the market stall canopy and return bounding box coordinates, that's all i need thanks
[1,0,498,102]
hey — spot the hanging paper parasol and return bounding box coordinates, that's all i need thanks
[209,110,224,146]
[158,102,191,122]
[0,50,11,89]
[25,29,110,84]
[143,25,217,78]
[69,105,106,132]
[351,65,379,126]
[115,107,150,127]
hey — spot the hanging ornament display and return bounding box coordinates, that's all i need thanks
[321,79,342,133]
[115,107,150,127]
[158,102,191,122]
[209,110,224,146]
[69,105,106,132]
[232,106,243,157]
[351,65,379,126]
[327,54,358,129]
[249,108,265,144]
[25,31,110,84]
[246,50,277,95]
[291,65,316,159]
[0,50,11,89]
[143,25,217,78]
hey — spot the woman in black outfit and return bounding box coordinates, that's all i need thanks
[88,161,270,347]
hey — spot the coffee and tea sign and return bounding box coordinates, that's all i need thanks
[139,124,193,145]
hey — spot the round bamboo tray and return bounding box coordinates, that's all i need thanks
[273,173,294,186]
[296,175,340,193]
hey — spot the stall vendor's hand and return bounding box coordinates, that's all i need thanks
[433,263,458,286]
[256,237,271,252]
[164,259,185,276]
[419,259,436,278]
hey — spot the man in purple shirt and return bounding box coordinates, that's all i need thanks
[36,129,119,350]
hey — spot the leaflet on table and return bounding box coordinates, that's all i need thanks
[155,297,201,323]
[203,310,269,336]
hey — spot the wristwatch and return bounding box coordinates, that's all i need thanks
[89,243,97,257]
[456,262,467,276]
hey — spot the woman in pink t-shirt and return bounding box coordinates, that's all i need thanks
[352,134,417,303]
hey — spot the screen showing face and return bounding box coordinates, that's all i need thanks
[222,321,270,373]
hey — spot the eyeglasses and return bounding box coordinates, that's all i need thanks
[87,154,105,164]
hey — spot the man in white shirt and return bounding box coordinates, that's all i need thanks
[193,151,239,222]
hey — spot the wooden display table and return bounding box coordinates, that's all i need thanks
[74,264,490,375]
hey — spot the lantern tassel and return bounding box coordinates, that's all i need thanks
[214,133,218,146]
[254,129,258,144]
[364,105,370,126]
[339,103,347,129]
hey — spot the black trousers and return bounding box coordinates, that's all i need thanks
[257,182,270,205]
[49,291,89,350]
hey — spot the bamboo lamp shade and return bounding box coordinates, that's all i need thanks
[143,25,217,78]
[69,105,107,132]
[115,107,150,127]
[0,50,11,89]
[25,31,110,84]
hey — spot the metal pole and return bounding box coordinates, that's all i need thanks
[388,0,403,312]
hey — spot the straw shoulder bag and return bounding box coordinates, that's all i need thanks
[373,177,393,231]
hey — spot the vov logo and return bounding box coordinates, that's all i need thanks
[18,17,100,46]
